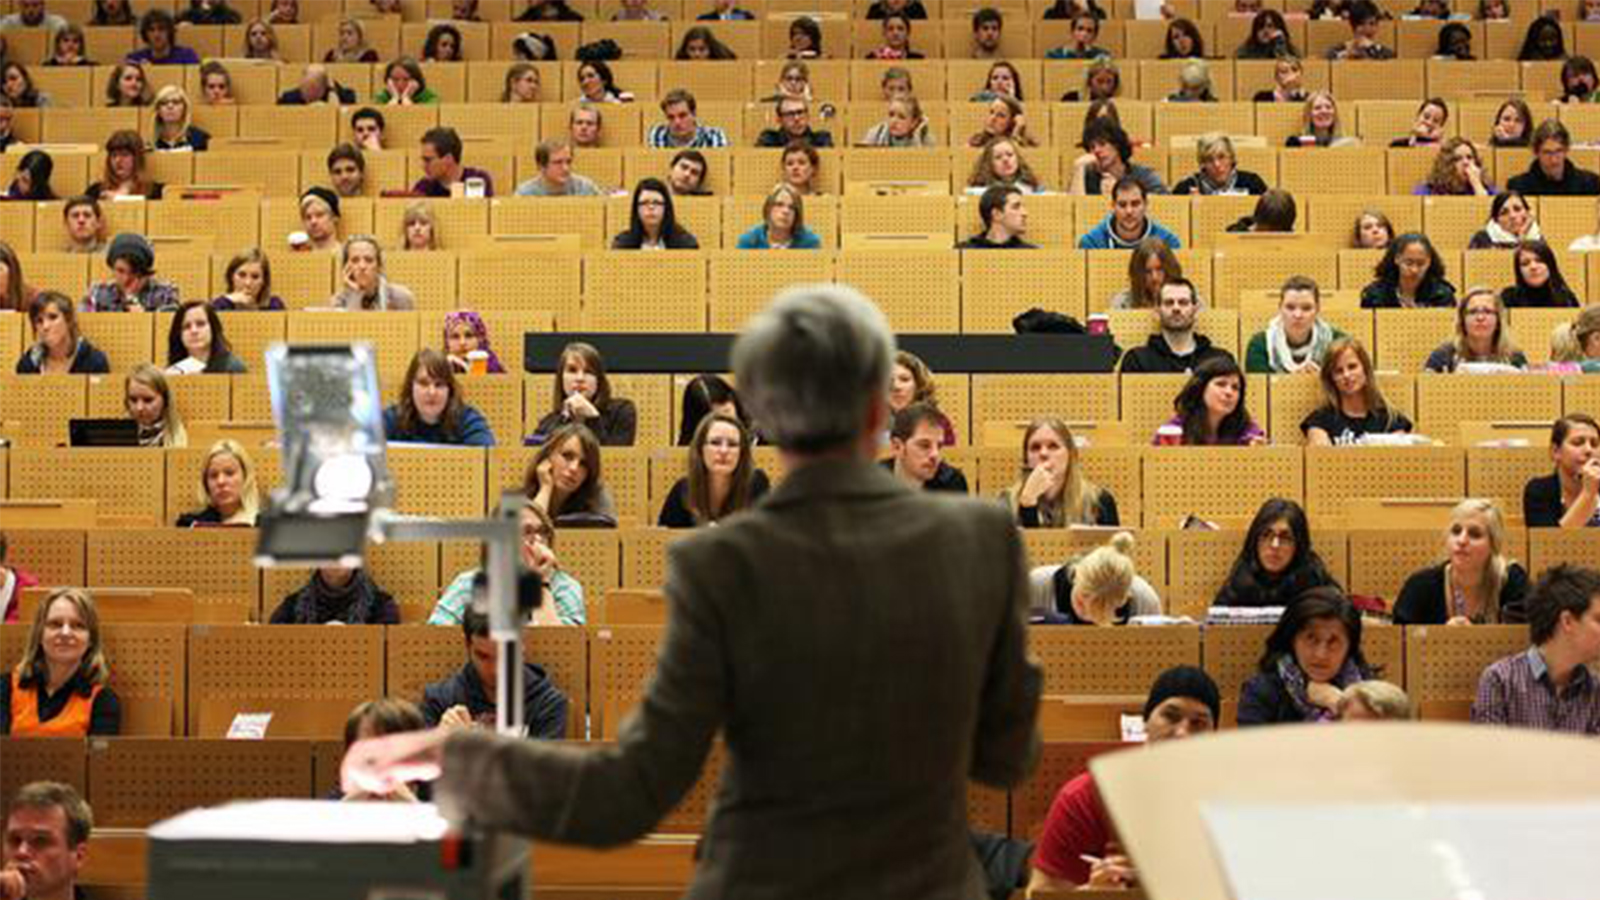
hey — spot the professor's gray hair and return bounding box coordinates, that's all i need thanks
[731,284,895,453]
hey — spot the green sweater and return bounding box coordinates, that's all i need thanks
[1244,327,1349,374]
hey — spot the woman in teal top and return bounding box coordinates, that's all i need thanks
[736,184,822,249]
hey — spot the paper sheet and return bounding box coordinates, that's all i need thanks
[149,800,451,844]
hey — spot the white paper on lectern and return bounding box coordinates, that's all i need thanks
[149,800,451,844]
[1202,802,1600,900]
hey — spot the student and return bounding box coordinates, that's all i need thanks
[442,310,506,375]
[174,439,260,527]
[1390,97,1449,149]
[1167,60,1217,103]
[1507,119,1600,196]
[967,137,1041,193]
[330,236,417,310]
[1034,532,1160,625]
[15,292,109,374]
[1286,91,1354,148]
[786,16,822,59]
[1061,57,1121,102]
[1162,18,1205,59]
[966,96,1036,150]
[756,97,833,148]
[522,422,617,524]
[1472,564,1600,734]
[60,196,106,255]
[326,144,367,198]
[325,17,379,62]
[1070,118,1166,196]
[166,300,247,374]
[1561,56,1599,103]
[1109,238,1185,311]
[1119,279,1230,373]
[1156,355,1265,446]
[1077,178,1180,251]
[568,106,604,149]
[675,26,736,60]
[382,349,496,446]
[124,365,187,447]
[1000,419,1118,528]
[959,184,1036,250]
[1415,138,1493,196]
[400,202,439,251]
[1435,21,1474,60]
[269,567,400,625]
[0,588,119,736]
[658,414,770,527]
[351,107,386,151]
[971,60,1024,103]
[1238,588,1373,726]
[968,7,1004,59]
[3,149,53,201]
[667,150,710,197]
[1236,9,1297,59]
[1469,191,1541,249]
[857,96,935,147]
[1424,287,1528,372]
[1490,98,1533,148]
[1172,134,1268,196]
[125,8,201,65]
[677,374,746,446]
[1359,233,1456,308]
[1517,14,1566,61]
[432,503,584,626]
[1029,667,1219,892]
[575,59,631,104]
[82,233,181,312]
[298,187,343,253]
[865,13,924,60]
[502,62,542,103]
[1245,276,1346,374]
[1500,240,1579,307]
[887,351,956,445]
[423,23,464,62]
[1524,414,1600,528]
[87,130,162,199]
[527,342,637,446]
[515,140,603,197]
[647,89,728,148]
[610,179,700,249]
[736,184,822,250]
[412,127,494,197]
[422,607,567,738]
[375,58,439,105]
[1302,338,1412,445]
[1225,189,1297,234]
[1326,0,1396,59]
[1394,499,1529,626]
[1047,13,1109,59]
[1215,498,1340,608]
[882,402,969,493]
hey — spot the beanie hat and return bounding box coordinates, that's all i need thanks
[106,232,154,274]
[1143,665,1220,724]
[300,186,341,219]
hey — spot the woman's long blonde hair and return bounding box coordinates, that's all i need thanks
[1004,418,1106,527]
[126,364,187,447]
[197,438,261,525]
[1069,531,1137,624]
[16,588,109,690]
[1444,498,1512,623]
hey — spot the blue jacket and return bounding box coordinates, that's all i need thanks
[1076,215,1182,251]
[382,404,496,446]
[736,225,822,249]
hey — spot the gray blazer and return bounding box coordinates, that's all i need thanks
[436,458,1042,900]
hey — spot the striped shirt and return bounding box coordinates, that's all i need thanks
[1472,647,1600,735]
[645,123,728,149]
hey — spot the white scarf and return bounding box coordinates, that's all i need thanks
[1266,317,1334,373]
[1483,218,1542,248]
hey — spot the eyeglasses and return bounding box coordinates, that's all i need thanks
[1258,529,1296,547]
[637,198,666,208]
[779,108,807,118]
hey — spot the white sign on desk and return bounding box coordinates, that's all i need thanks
[1203,802,1600,900]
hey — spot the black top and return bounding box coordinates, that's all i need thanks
[1213,556,1340,608]
[0,669,121,735]
[867,0,927,16]
[176,506,228,528]
[1524,472,1600,528]
[756,128,834,148]
[657,470,772,527]
[611,229,700,250]
[1359,279,1457,308]
[154,126,210,152]
[1299,405,1413,445]
[1118,334,1235,374]
[959,234,1037,250]
[878,458,969,493]
[1236,670,1306,726]
[1501,284,1579,308]
[1392,562,1530,625]
[421,662,568,739]
[528,398,638,446]
[1424,342,1529,373]
[1050,565,1132,625]
[1507,161,1600,196]
[278,84,358,105]
[1252,89,1306,103]
[1171,170,1269,196]
[516,2,584,20]
[15,340,110,374]
[268,573,400,625]
[1018,490,1119,528]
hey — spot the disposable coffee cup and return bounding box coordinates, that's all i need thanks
[1156,424,1183,447]
[464,177,487,199]
[467,350,489,376]
[287,230,311,251]
[1087,314,1109,335]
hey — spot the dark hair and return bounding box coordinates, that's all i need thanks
[1563,56,1599,98]
[342,697,425,748]
[1243,10,1298,57]
[1079,116,1132,163]
[398,348,466,438]
[0,241,22,311]
[27,291,78,344]
[685,413,757,525]
[623,177,687,243]
[675,26,736,60]
[978,183,1022,229]
[462,605,491,640]
[678,373,743,445]
[1163,18,1205,58]
[9,782,92,848]
[1111,174,1147,202]
[327,142,365,172]
[973,7,1003,31]
[1528,564,1600,645]
[101,128,150,192]
[1487,189,1528,226]
[789,16,822,55]
[421,126,463,162]
[670,148,708,186]
[1281,274,1321,303]
[1511,239,1577,305]
[1173,355,1252,445]
[11,149,54,200]
[890,401,944,442]
[351,106,385,132]
[1219,498,1339,608]
[660,87,698,115]
[1348,0,1383,26]
[1251,188,1296,232]
[223,247,273,303]
[3,62,41,107]
[1375,232,1447,289]
[167,300,238,372]
[550,341,614,413]
[1437,22,1473,59]
[1519,14,1566,61]
[984,60,1025,101]
[385,57,428,93]
[1551,413,1600,450]
[524,422,605,517]
[1162,275,1196,304]
[1531,117,1571,152]
[422,23,463,60]
[139,7,177,43]
[1492,98,1532,146]
[578,58,622,96]
[1257,586,1370,675]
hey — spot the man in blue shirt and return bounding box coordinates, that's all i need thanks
[125,9,202,65]
[1077,177,1182,250]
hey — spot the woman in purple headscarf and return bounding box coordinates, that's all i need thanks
[442,310,506,374]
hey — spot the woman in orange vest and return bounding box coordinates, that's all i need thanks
[1,587,119,737]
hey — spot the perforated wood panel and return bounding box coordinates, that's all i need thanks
[960,252,1088,331]
[1021,529,1164,589]
[1116,373,1190,447]
[78,313,156,372]
[1528,529,1600,579]
[1201,623,1272,711]
[88,370,231,422]
[1415,374,1563,443]
[1213,251,1339,309]
[1009,741,1125,842]
[384,251,459,310]
[455,374,524,448]
[1507,308,1575,367]
[556,530,622,598]
[1466,446,1549,519]
[9,449,166,528]
[1348,529,1450,603]
[1030,625,1200,695]
[1166,530,1248,619]
[387,447,489,519]
[0,739,87,823]
[621,527,692,590]
[459,253,582,326]
[488,197,609,251]
[590,623,663,739]
[1304,446,1467,522]
[970,374,1120,434]
[1404,624,1527,718]
[0,375,88,448]
[187,624,384,738]
[2,529,87,589]
[1144,447,1303,528]
[836,251,960,333]
[1373,308,1457,372]
[88,738,314,827]
[602,448,651,525]
[707,252,836,332]
[286,311,420,385]
[583,254,707,332]
[229,373,272,421]
[838,193,955,237]
[89,529,262,622]
[99,622,187,737]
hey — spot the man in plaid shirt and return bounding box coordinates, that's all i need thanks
[645,89,728,149]
[1473,564,1600,734]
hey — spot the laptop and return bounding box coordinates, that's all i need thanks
[68,418,142,447]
